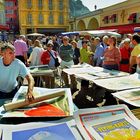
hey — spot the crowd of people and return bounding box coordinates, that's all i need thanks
[0,32,140,107]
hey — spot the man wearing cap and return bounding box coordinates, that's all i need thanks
[0,43,34,106]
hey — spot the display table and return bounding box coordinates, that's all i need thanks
[28,65,56,87]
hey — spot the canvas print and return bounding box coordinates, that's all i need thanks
[85,114,139,140]
[12,123,76,140]
[74,104,138,140]
[63,65,128,79]
[2,120,82,140]
[3,86,74,117]
[112,88,140,107]
[94,73,140,90]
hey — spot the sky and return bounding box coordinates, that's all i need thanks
[80,0,127,11]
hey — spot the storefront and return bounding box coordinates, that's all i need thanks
[99,23,140,34]
[0,25,9,31]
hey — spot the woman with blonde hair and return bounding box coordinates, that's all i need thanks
[71,40,80,65]
[102,36,121,70]
[120,38,133,72]
[27,39,44,66]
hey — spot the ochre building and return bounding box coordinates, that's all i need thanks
[18,0,69,35]
[0,0,9,31]
[100,0,140,34]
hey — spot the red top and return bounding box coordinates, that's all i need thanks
[120,46,132,60]
[119,46,133,72]
[41,50,57,65]
[103,47,121,65]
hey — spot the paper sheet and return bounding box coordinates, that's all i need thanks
[2,118,83,140]
[74,104,138,140]
[112,88,140,107]
[2,86,74,118]
[85,114,140,140]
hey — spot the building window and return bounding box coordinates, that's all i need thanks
[27,0,32,9]
[48,0,53,10]
[59,13,64,24]
[70,24,74,31]
[5,10,14,14]
[15,1,17,6]
[0,12,4,24]
[27,13,32,24]
[49,12,54,24]
[5,1,14,7]
[128,13,137,23]
[102,16,109,24]
[6,17,10,23]
[38,13,43,24]
[38,0,43,9]
[110,14,117,23]
[59,0,63,10]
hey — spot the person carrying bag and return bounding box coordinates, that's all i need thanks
[48,51,60,68]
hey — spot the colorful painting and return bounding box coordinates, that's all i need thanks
[3,86,74,117]
[92,118,137,138]
[2,120,82,140]
[12,123,76,140]
[85,114,139,140]
[74,104,138,140]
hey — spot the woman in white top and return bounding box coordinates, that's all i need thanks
[28,39,44,66]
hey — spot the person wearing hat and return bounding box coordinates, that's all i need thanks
[120,38,132,72]
[71,40,80,65]
[41,42,59,88]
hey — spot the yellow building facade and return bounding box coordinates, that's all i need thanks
[100,0,140,33]
[71,0,140,34]
[0,0,5,25]
[18,0,69,35]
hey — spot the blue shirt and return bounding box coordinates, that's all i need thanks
[101,42,108,50]
[48,50,56,67]
[94,43,104,66]
[0,58,29,92]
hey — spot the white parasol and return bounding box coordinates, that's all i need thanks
[26,33,45,37]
